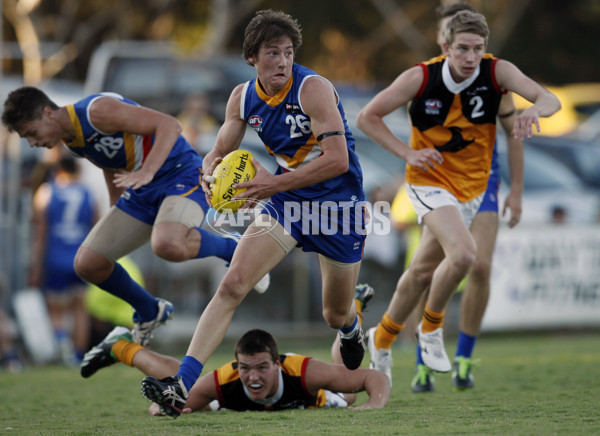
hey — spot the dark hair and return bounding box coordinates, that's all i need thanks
[2,86,59,132]
[234,329,279,362]
[242,9,302,66]
[57,156,78,175]
[436,2,476,20]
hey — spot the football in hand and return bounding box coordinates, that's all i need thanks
[209,149,256,213]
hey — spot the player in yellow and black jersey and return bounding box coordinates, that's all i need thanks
[357,9,560,378]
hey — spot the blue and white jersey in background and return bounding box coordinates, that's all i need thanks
[43,181,95,290]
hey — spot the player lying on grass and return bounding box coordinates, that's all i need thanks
[81,285,388,413]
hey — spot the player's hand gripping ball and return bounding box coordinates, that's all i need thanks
[209,149,256,213]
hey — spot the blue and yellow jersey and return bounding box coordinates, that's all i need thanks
[63,93,194,177]
[213,353,327,411]
[406,55,503,202]
[240,63,365,203]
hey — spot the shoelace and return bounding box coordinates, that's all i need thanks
[456,356,482,379]
[414,365,431,384]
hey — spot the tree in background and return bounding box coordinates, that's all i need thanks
[1,0,599,86]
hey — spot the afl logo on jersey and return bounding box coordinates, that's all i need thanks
[248,115,263,132]
[425,99,442,115]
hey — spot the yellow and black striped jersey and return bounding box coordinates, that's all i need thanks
[406,54,504,201]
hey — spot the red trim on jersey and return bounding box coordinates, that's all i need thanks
[300,356,312,396]
[213,371,224,407]
[490,58,507,94]
[415,63,429,98]
[142,136,152,164]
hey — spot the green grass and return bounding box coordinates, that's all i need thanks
[1,331,599,435]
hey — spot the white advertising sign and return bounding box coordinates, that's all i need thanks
[482,225,600,331]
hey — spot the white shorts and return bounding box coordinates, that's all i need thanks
[406,184,484,228]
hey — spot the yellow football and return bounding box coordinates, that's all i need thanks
[209,149,256,213]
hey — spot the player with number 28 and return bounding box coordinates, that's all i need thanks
[1,86,269,350]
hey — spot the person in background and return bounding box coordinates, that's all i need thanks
[30,155,98,365]
[356,9,559,390]
[177,92,217,153]
[551,205,567,224]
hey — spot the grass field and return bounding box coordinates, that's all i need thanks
[1,331,599,435]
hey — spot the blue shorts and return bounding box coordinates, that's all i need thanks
[43,258,85,293]
[265,194,367,263]
[477,169,500,214]
[115,153,209,225]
